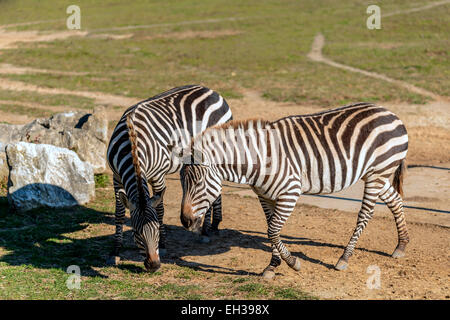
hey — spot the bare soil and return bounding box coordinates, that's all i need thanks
[140,29,242,40]
[115,175,448,300]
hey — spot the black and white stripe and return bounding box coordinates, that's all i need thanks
[107,85,232,271]
[180,103,409,277]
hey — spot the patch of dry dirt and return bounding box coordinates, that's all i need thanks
[123,176,449,300]
[140,29,242,40]
[0,78,138,112]
[0,109,31,124]
[0,29,87,50]
[0,63,89,76]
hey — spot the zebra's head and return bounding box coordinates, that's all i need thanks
[179,151,222,233]
[129,192,163,272]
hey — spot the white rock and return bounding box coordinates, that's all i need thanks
[6,142,95,212]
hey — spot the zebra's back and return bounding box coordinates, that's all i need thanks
[272,103,408,194]
[107,85,232,183]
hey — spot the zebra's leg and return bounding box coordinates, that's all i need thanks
[211,195,223,233]
[378,183,409,258]
[200,207,212,243]
[266,199,301,274]
[153,188,167,257]
[107,177,127,265]
[151,174,168,256]
[259,186,301,278]
[154,200,167,256]
[335,179,382,270]
[200,196,222,242]
[257,196,282,280]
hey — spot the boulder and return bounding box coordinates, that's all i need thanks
[6,142,95,212]
[0,142,8,182]
[0,107,108,178]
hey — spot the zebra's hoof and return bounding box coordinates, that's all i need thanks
[106,255,120,266]
[335,259,348,271]
[199,236,211,244]
[392,248,405,259]
[262,269,276,280]
[159,248,167,257]
[291,258,301,271]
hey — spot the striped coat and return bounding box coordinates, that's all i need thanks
[107,85,232,271]
[180,103,409,277]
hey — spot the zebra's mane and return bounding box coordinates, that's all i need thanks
[210,118,271,131]
[190,118,272,152]
[126,111,147,210]
[190,118,271,146]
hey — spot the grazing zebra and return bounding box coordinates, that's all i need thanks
[107,85,232,271]
[179,103,409,278]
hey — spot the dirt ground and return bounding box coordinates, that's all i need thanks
[152,177,449,300]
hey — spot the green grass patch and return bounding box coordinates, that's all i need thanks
[174,266,203,280]
[274,287,317,300]
[0,89,95,111]
[0,0,446,106]
[237,282,269,298]
[94,174,110,188]
[0,103,53,118]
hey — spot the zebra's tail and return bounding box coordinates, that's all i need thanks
[393,159,406,198]
[126,112,146,210]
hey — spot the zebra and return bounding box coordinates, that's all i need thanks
[106,85,232,271]
[179,102,409,279]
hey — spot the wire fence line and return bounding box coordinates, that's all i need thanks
[167,163,450,214]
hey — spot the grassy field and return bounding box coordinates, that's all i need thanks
[0,0,448,300]
[0,0,448,106]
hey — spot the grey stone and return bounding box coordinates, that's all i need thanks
[6,142,95,212]
[0,107,108,178]
[0,143,7,182]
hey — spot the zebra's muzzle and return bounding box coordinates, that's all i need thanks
[181,213,202,233]
[144,251,160,272]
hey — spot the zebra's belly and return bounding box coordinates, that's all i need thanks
[300,169,365,195]
[302,183,347,195]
